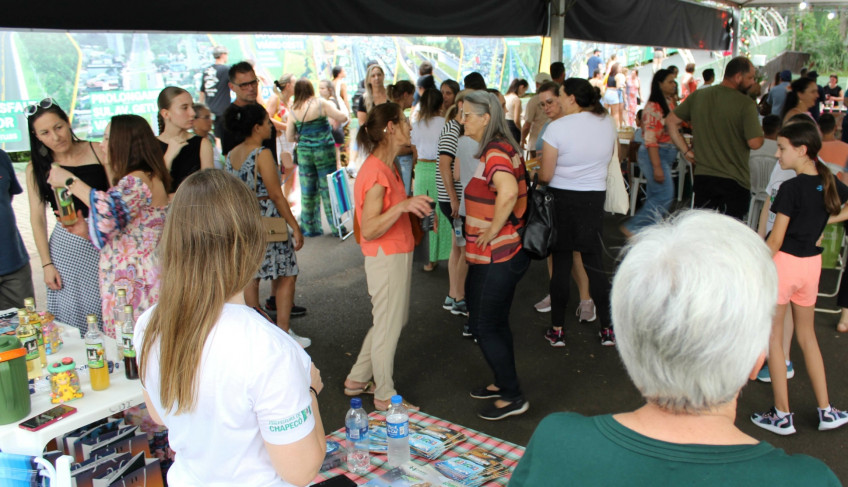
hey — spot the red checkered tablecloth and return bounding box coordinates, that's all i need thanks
[311,410,525,486]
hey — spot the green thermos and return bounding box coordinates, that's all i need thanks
[0,335,31,425]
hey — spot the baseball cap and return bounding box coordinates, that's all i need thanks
[535,72,553,84]
[212,46,228,57]
[779,70,791,81]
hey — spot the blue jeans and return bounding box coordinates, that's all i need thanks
[625,144,678,233]
[395,154,414,196]
[466,250,530,401]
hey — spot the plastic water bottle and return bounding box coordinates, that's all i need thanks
[453,217,465,247]
[386,395,410,467]
[345,398,370,475]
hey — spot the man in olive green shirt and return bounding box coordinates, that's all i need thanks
[667,57,764,220]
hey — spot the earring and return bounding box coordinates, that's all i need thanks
[38,145,48,157]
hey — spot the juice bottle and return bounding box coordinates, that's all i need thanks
[113,289,128,359]
[85,314,110,391]
[121,305,139,380]
[16,309,43,380]
[24,297,47,367]
[51,163,77,227]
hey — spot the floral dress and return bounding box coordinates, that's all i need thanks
[88,175,168,338]
[226,147,299,279]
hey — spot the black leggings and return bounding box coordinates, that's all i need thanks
[550,248,611,328]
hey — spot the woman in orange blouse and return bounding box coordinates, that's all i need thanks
[622,69,679,236]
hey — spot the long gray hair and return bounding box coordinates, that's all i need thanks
[462,91,521,159]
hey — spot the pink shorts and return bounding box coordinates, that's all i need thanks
[773,251,821,306]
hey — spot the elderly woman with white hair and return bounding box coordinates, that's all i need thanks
[510,211,840,485]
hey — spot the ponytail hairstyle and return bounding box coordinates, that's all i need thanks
[780,77,816,123]
[418,88,443,124]
[506,78,529,96]
[562,77,607,116]
[356,102,403,155]
[778,122,840,214]
[273,73,295,99]
[387,80,415,104]
[157,86,191,134]
[223,103,267,137]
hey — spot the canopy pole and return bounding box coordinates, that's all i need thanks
[731,7,741,57]
[550,0,565,62]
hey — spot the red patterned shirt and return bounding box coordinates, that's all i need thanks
[641,100,675,148]
[464,140,527,265]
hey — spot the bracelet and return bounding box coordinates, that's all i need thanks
[42,262,54,268]
[309,386,319,397]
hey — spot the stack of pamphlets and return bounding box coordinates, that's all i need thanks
[434,448,510,486]
[368,419,388,453]
[363,463,464,487]
[408,424,466,460]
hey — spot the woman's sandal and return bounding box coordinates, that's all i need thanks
[422,262,438,272]
[837,322,848,333]
[344,380,376,396]
[374,397,420,412]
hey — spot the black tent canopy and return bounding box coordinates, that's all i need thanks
[3,0,731,51]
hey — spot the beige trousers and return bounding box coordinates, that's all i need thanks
[348,248,413,401]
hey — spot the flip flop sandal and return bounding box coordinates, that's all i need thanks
[374,397,420,412]
[344,380,376,396]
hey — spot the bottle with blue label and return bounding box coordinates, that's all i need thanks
[345,397,370,475]
[386,395,411,467]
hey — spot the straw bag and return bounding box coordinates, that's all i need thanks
[253,157,289,242]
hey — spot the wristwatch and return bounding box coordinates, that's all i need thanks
[65,176,78,188]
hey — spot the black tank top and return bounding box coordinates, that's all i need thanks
[46,142,109,219]
[160,135,202,192]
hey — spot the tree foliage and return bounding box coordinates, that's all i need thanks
[796,11,848,74]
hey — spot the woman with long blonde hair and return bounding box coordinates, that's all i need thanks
[136,170,326,486]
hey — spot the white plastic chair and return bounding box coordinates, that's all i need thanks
[629,151,693,216]
[745,155,778,230]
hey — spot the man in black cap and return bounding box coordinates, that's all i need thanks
[199,45,230,141]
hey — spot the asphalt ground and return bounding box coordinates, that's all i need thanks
[13,165,848,482]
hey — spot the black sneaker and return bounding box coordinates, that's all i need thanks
[265,297,307,317]
[478,398,529,420]
[265,296,276,312]
[469,386,502,399]
[600,327,616,347]
[291,305,307,317]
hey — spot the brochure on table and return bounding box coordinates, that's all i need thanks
[0,325,144,456]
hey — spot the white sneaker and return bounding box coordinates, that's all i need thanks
[534,295,551,312]
[289,329,312,348]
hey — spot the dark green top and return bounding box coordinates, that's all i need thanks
[509,413,840,486]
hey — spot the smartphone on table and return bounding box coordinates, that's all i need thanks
[19,404,77,431]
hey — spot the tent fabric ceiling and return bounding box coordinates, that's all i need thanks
[0,0,548,36]
[2,0,733,50]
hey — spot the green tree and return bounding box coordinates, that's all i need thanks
[796,11,848,74]
[17,33,77,109]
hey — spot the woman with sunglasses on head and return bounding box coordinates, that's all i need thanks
[268,73,297,199]
[25,98,109,333]
[47,114,170,340]
[156,87,214,194]
[192,103,223,169]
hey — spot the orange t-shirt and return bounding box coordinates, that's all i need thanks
[820,140,848,168]
[354,154,414,256]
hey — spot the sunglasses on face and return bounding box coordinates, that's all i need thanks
[25,97,55,118]
[235,79,259,89]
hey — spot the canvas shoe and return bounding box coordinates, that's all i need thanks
[576,299,597,322]
[751,407,796,435]
[443,296,455,311]
[544,327,565,347]
[534,295,551,313]
[478,398,529,420]
[756,362,795,383]
[600,327,616,347]
[819,406,848,431]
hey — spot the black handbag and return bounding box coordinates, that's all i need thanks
[520,173,557,260]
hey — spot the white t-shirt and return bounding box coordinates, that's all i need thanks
[764,164,797,234]
[456,136,481,215]
[750,138,778,159]
[135,304,315,487]
[542,112,615,191]
[411,116,445,161]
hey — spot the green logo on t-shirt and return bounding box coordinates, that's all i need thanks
[268,405,313,433]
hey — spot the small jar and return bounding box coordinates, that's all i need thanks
[47,357,83,403]
[40,312,63,355]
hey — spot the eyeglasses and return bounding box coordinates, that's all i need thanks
[25,98,55,118]
[235,79,259,89]
[196,115,214,121]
